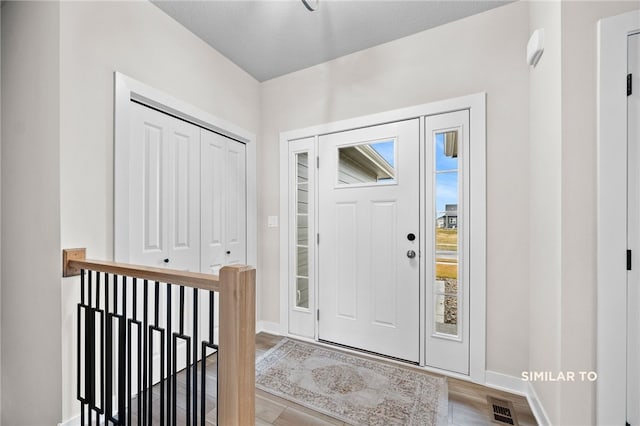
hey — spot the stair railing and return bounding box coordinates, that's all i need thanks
[63,248,256,425]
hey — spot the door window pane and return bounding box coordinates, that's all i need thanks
[435,131,459,171]
[433,130,460,337]
[337,140,395,185]
[295,153,310,309]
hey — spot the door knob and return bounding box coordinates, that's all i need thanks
[407,250,416,259]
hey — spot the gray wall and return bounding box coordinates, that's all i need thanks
[58,1,260,420]
[1,2,62,424]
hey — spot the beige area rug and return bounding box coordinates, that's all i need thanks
[255,339,448,426]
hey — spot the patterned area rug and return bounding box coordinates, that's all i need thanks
[256,339,448,426]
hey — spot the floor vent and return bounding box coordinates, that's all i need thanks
[487,396,519,426]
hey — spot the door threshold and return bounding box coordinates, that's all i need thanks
[317,338,419,366]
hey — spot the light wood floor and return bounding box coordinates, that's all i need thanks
[131,332,537,425]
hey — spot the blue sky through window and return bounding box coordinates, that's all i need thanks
[370,140,395,167]
[435,133,458,214]
[369,136,457,213]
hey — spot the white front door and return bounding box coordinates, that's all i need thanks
[627,32,640,426]
[318,120,420,362]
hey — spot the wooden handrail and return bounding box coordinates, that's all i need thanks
[62,248,220,292]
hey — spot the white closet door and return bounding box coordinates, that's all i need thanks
[224,139,247,266]
[128,102,200,271]
[201,129,247,274]
[167,116,201,272]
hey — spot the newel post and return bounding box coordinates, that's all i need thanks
[218,265,256,425]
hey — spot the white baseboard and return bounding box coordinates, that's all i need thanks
[256,320,281,335]
[485,370,551,426]
[59,415,80,426]
[485,370,528,396]
[526,381,552,426]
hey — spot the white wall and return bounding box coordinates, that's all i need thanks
[0,3,4,423]
[0,3,3,423]
[557,2,638,425]
[58,1,260,421]
[260,1,531,377]
[1,2,62,425]
[526,2,640,425]
[528,2,562,422]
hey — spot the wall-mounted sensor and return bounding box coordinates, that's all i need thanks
[527,28,545,67]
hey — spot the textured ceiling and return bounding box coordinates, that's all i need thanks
[153,0,513,82]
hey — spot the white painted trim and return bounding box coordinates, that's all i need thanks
[485,371,550,426]
[279,134,290,335]
[597,10,640,426]
[113,72,257,273]
[485,370,528,396]
[526,382,552,426]
[58,416,81,426]
[257,321,282,335]
[278,93,486,383]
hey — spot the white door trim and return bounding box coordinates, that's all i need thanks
[113,72,257,276]
[597,10,640,425]
[279,93,486,383]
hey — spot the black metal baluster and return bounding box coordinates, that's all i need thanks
[142,280,148,426]
[172,285,191,425]
[96,272,105,419]
[214,292,219,426]
[172,286,185,426]
[105,273,126,426]
[128,278,142,426]
[118,275,126,425]
[192,288,198,426]
[200,291,217,426]
[166,283,172,425]
[87,271,94,425]
[148,281,166,426]
[148,283,155,425]
[78,269,86,425]
[106,273,113,423]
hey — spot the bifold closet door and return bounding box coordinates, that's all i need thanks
[200,129,247,274]
[128,102,201,272]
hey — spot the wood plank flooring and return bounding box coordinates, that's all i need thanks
[133,332,537,425]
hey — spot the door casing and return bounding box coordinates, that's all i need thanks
[279,93,486,383]
[113,72,257,279]
[597,10,640,425]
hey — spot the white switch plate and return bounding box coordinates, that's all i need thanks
[267,216,279,228]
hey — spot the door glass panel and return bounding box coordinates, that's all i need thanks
[295,153,310,309]
[337,140,396,185]
[434,130,460,337]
